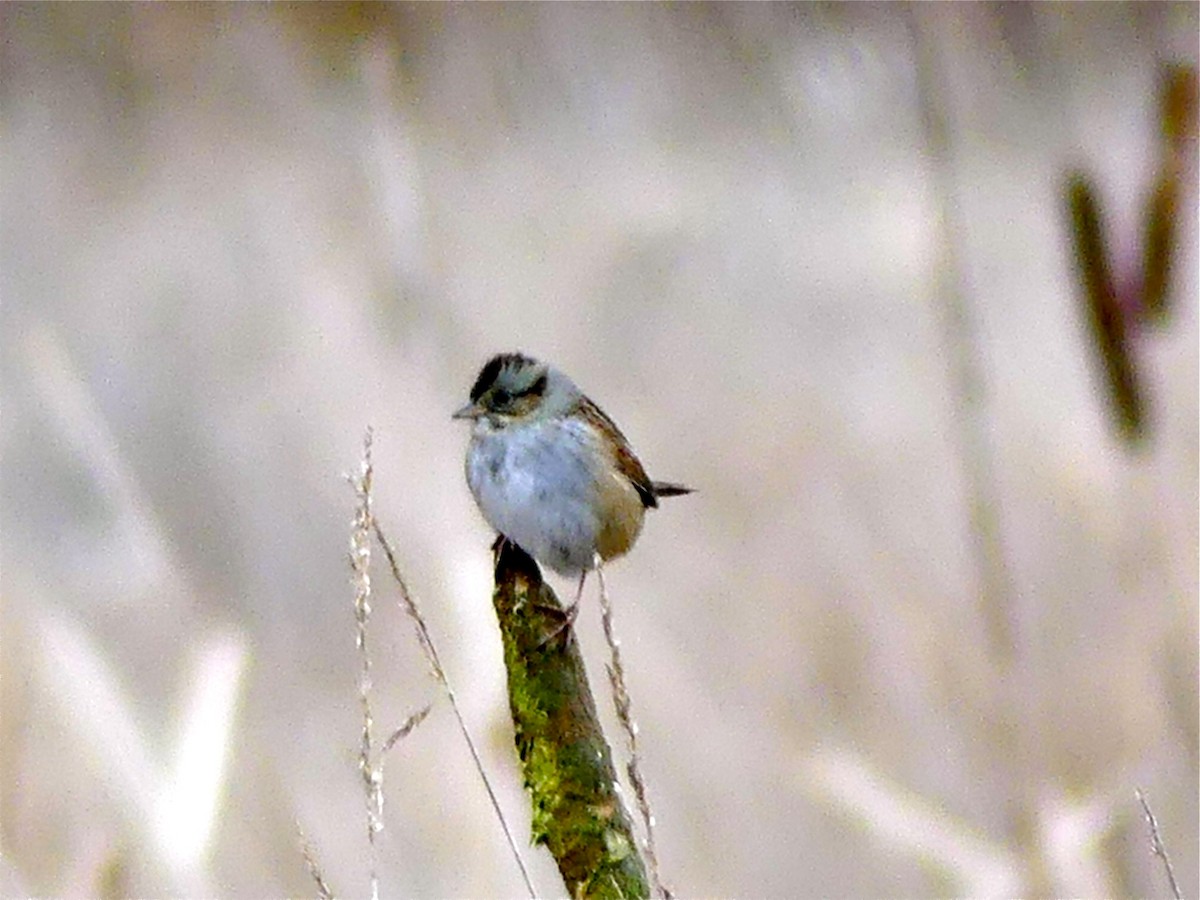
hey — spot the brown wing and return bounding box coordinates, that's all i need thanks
[578,396,659,508]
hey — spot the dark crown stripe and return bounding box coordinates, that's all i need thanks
[469,352,540,401]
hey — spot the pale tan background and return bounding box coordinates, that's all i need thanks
[2,4,1197,898]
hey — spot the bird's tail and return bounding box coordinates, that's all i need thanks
[652,481,694,498]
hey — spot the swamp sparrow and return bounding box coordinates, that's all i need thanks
[454,352,691,602]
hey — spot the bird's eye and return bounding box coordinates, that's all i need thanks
[491,388,512,407]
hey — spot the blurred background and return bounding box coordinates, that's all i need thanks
[2,4,1196,897]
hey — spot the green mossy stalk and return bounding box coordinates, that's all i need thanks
[491,541,650,899]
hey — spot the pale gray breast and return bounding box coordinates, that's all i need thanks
[465,418,605,574]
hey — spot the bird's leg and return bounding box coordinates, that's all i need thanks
[490,532,510,564]
[562,570,587,625]
[535,571,586,649]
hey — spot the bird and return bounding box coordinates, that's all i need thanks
[453,352,691,614]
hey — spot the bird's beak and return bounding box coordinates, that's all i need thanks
[452,401,484,420]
